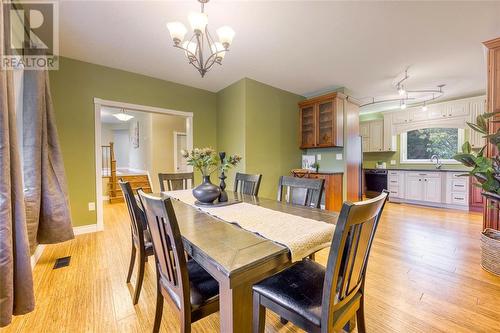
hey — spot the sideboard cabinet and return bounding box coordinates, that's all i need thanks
[299,93,344,149]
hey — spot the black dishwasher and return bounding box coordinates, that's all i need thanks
[364,169,388,198]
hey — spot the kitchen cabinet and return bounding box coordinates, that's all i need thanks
[469,97,486,149]
[360,118,395,152]
[408,108,428,122]
[469,176,484,212]
[424,177,442,202]
[292,171,343,211]
[392,112,409,125]
[443,101,469,118]
[299,93,344,149]
[405,172,442,203]
[406,174,425,201]
[387,170,404,199]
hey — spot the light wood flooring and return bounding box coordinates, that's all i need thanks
[2,202,500,333]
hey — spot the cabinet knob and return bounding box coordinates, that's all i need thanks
[424,179,427,181]
[419,179,421,181]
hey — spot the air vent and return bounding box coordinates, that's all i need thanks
[53,256,71,269]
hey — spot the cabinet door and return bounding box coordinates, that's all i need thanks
[383,114,396,151]
[392,111,408,124]
[300,105,316,148]
[469,99,486,149]
[424,177,442,203]
[362,137,370,153]
[470,177,484,206]
[444,101,469,118]
[317,100,335,147]
[408,108,428,122]
[369,120,383,152]
[360,122,370,138]
[406,175,424,201]
[427,104,445,120]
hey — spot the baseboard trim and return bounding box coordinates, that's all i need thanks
[31,244,46,268]
[73,224,100,235]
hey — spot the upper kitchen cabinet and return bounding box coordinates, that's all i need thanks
[469,97,486,149]
[360,113,396,152]
[299,93,344,149]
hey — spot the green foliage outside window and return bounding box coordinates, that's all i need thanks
[406,128,459,160]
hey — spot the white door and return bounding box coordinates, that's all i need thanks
[406,175,424,201]
[424,177,442,203]
[176,133,188,172]
[369,120,383,152]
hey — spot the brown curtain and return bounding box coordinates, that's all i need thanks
[0,4,35,327]
[23,70,74,251]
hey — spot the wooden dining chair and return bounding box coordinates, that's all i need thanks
[137,190,219,333]
[118,180,154,305]
[253,190,389,333]
[158,172,194,192]
[234,172,262,196]
[277,175,325,208]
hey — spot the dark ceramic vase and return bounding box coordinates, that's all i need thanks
[193,176,221,204]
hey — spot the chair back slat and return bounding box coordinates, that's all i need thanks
[321,190,389,328]
[277,176,324,208]
[138,190,190,310]
[118,180,146,246]
[158,172,194,192]
[234,172,262,196]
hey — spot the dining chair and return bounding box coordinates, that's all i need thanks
[277,175,325,208]
[137,190,219,333]
[234,172,262,196]
[118,180,154,305]
[252,190,389,333]
[158,172,194,192]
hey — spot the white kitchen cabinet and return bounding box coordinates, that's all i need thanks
[444,101,469,118]
[392,112,409,124]
[387,170,404,199]
[383,113,397,151]
[408,108,428,122]
[406,175,424,201]
[424,177,442,202]
[360,122,370,138]
[369,120,383,152]
[469,98,486,149]
[427,104,445,120]
[362,137,370,153]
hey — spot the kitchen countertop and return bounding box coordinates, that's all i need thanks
[293,170,344,175]
[364,167,470,173]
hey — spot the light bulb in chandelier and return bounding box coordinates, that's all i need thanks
[182,41,197,58]
[166,22,187,45]
[211,42,226,61]
[217,26,235,49]
[188,11,208,33]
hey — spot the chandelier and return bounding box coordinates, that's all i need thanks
[361,68,445,111]
[166,0,235,78]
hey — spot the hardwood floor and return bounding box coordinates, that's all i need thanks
[2,202,499,333]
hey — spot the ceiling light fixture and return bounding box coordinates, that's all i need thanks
[422,102,428,112]
[113,109,134,122]
[167,0,235,78]
[400,100,407,110]
[398,85,406,96]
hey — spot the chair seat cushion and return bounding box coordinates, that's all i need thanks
[253,259,325,326]
[187,260,219,308]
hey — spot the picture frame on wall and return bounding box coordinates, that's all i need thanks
[131,121,139,148]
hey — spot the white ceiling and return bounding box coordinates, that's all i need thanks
[60,1,500,112]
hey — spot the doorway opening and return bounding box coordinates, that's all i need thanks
[94,98,193,230]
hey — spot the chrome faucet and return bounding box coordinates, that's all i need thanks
[430,155,442,169]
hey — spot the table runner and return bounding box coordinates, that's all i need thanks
[165,189,335,262]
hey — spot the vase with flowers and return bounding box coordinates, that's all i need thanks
[181,147,241,204]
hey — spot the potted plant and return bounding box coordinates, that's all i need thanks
[311,161,320,173]
[453,110,500,276]
[181,147,241,204]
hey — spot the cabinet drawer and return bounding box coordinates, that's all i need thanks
[451,180,467,192]
[388,189,400,198]
[449,172,466,179]
[388,179,399,185]
[388,171,399,176]
[407,171,440,178]
[451,192,467,205]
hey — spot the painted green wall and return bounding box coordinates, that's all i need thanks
[216,79,246,184]
[360,112,469,170]
[216,78,304,199]
[50,57,217,227]
[244,78,305,199]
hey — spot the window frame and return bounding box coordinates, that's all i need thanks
[400,128,464,164]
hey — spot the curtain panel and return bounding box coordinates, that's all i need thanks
[23,70,74,251]
[0,2,35,325]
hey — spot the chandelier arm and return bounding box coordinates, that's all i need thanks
[173,44,202,70]
[204,49,228,68]
[195,33,205,72]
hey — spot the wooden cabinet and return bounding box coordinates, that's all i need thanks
[484,37,500,231]
[292,171,343,212]
[470,176,484,212]
[299,93,344,149]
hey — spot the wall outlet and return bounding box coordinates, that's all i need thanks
[317,154,321,161]
[336,153,343,160]
[88,202,96,211]
[390,160,396,165]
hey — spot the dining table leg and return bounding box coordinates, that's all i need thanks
[219,282,254,333]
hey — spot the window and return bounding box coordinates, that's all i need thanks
[400,128,464,163]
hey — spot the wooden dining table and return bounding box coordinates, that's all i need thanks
[162,191,339,333]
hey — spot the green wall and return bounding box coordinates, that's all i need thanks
[359,113,469,170]
[216,78,304,199]
[50,57,217,227]
[216,79,246,183]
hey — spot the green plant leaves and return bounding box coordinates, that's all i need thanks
[453,153,476,167]
[461,141,471,154]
